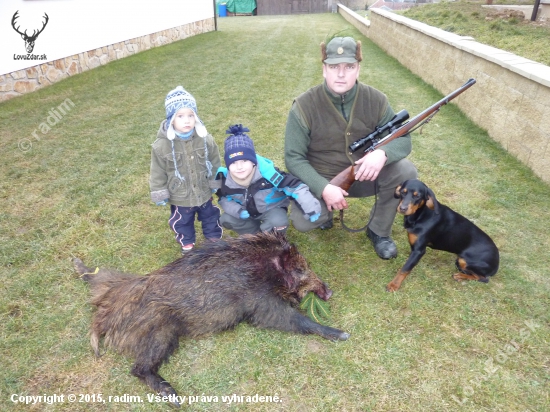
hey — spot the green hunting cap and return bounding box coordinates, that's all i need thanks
[321,36,362,64]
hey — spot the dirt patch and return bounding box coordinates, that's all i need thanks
[25,357,109,395]
[485,8,527,20]
[484,5,550,27]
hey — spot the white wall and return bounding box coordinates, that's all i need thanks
[1,0,214,75]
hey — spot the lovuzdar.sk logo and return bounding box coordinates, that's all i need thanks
[11,10,49,61]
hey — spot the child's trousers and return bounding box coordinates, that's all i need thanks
[219,207,288,235]
[169,199,222,246]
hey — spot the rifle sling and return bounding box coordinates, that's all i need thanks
[339,209,369,233]
[338,178,378,233]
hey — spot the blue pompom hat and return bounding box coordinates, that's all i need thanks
[164,86,207,140]
[164,86,213,180]
[224,124,257,168]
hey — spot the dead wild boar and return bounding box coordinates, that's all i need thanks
[74,232,349,405]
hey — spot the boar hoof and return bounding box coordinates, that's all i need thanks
[338,332,350,341]
[158,383,180,407]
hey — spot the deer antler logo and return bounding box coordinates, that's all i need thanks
[12,11,49,54]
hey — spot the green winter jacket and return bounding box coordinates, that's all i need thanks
[284,81,412,197]
[150,120,221,207]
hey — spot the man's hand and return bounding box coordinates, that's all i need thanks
[322,184,349,212]
[354,149,387,181]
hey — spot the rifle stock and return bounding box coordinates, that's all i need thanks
[329,79,476,190]
[329,165,356,192]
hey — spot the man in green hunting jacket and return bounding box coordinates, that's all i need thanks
[284,36,417,259]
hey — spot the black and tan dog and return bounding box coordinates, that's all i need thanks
[388,179,499,292]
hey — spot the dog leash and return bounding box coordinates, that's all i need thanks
[339,209,369,232]
[338,179,378,233]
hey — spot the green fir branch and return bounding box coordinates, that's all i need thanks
[300,292,331,325]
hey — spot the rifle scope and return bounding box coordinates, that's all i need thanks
[348,109,410,154]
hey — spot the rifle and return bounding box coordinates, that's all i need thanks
[329,78,476,191]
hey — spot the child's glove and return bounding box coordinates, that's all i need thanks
[156,199,169,206]
[304,211,320,222]
[309,213,320,222]
[301,197,322,223]
[239,210,250,219]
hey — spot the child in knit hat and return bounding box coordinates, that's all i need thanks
[150,86,222,254]
[216,124,321,235]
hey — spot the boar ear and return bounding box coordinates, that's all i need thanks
[271,247,299,291]
[271,260,298,290]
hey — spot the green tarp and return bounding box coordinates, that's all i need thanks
[223,0,256,14]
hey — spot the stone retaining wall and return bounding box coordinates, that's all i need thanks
[338,4,550,184]
[0,18,215,102]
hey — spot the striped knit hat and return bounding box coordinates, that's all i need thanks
[224,124,257,168]
[164,86,207,140]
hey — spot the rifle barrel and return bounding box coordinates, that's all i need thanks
[333,79,476,192]
[416,78,476,122]
[348,78,476,155]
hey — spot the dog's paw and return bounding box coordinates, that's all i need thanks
[452,273,489,283]
[452,273,466,282]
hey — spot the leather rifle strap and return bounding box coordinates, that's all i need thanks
[338,178,378,233]
[339,209,369,233]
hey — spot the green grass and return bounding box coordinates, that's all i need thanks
[399,0,550,65]
[1,13,549,412]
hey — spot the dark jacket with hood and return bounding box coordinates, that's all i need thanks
[216,155,321,220]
